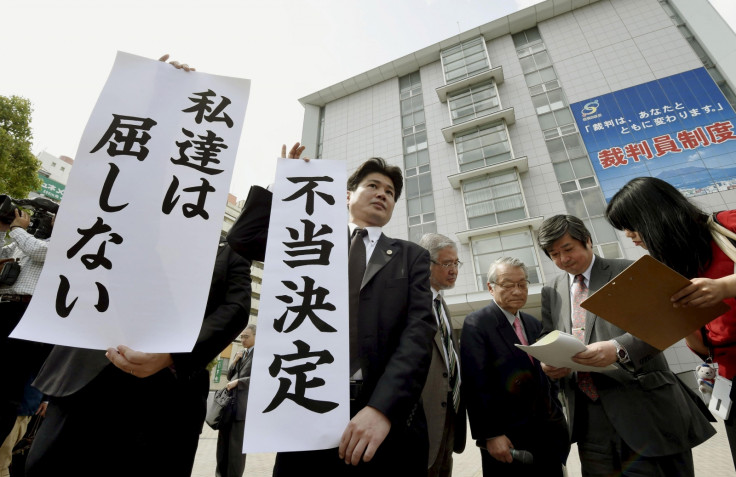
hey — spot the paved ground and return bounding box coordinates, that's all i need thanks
[192,416,734,476]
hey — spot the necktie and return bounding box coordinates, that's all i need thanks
[434,297,460,412]
[348,228,368,375]
[572,274,599,401]
[512,315,528,346]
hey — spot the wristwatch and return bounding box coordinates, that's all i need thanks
[611,339,629,363]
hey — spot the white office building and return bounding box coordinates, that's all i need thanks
[296,0,736,373]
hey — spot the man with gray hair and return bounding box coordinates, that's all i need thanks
[418,233,466,477]
[461,257,568,477]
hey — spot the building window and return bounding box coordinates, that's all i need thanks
[447,81,500,125]
[470,228,541,291]
[60,166,65,172]
[440,37,490,84]
[399,71,437,243]
[51,162,57,167]
[317,106,325,159]
[454,122,512,172]
[462,170,525,229]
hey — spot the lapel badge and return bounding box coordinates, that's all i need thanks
[386,250,393,255]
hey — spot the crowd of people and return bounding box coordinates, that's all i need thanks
[2,59,736,477]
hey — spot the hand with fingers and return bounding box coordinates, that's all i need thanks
[105,345,174,378]
[338,406,391,465]
[281,142,309,161]
[158,54,196,72]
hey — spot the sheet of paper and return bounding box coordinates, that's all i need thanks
[581,255,729,351]
[11,51,250,352]
[243,158,350,453]
[515,330,617,372]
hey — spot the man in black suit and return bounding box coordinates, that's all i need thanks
[25,240,252,477]
[216,323,256,477]
[461,257,568,477]
[227,144,436,476]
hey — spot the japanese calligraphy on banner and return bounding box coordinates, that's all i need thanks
[244,158,350,453]
[11,52,250,352]
[570,67,736,201]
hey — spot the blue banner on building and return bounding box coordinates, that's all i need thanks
[570,67,736,201]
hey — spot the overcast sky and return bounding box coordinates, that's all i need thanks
[2,0,734,200]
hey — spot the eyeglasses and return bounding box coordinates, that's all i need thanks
[431,260,463,270]
[492,281,529,290]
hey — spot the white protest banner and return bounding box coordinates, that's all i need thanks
[11,51,250,352]
[244,158,350,452]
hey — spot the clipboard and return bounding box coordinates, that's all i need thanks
[581,255,729,350]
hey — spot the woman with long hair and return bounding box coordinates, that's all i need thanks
[605,176,736,466]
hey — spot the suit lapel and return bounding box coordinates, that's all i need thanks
[361,233,396,289]
[557,274,573,335]
[586,256,610,344]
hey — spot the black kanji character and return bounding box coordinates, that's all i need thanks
[161,176,216,219]
[275,276,337,333]
[170,128,226,175]
[283,220,333,268]
[283,177,335,216]
[182,90,233,128]
[90,114,157,161]
[264,340,338,414]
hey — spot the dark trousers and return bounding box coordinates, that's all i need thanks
[272,400,428,477]
[428,407,455,477]
[478,414,568,477]
[216,418,246,477]
[0,302,51,443]
[26,365,208,477]
[573,392,694,477]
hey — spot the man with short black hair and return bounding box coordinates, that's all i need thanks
[537,214,714,476]
[227,143,436,476]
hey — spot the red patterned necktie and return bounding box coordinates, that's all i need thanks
[572,274,599,401]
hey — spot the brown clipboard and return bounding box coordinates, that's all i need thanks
[581,255,730,350]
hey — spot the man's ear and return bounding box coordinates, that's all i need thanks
[346,190,352,206]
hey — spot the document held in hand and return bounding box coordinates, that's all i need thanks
[580,255,729,350]
[515,330,617,372]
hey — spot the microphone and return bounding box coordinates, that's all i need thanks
[510,448,534,465]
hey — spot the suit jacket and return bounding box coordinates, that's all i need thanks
[541,255,715,457]
[461,301,567,461]
[227,185,436,452]
[421,295,466,467]
[34,243,252,413]
[228,347,254,421]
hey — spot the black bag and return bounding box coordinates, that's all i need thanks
[0,258,20,286]
[205,387,234,430]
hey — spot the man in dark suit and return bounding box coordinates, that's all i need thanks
[537,215,715,476]
[216,323,256,477]
[461,257,568,477]
[417,233,466,477]
[25,240,252,477]
[227,144,436,476]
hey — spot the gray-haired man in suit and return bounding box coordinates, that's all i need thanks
[537,214,714,476]
[418,233,466,477]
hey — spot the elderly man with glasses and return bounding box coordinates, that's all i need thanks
[460,257,569,477]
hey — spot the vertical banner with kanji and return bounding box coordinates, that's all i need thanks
[11,51,250,352]
[244,158,350,452]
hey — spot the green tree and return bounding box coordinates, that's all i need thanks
[0,95,42,198]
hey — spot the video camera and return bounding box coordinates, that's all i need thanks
[0,195,59,240]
